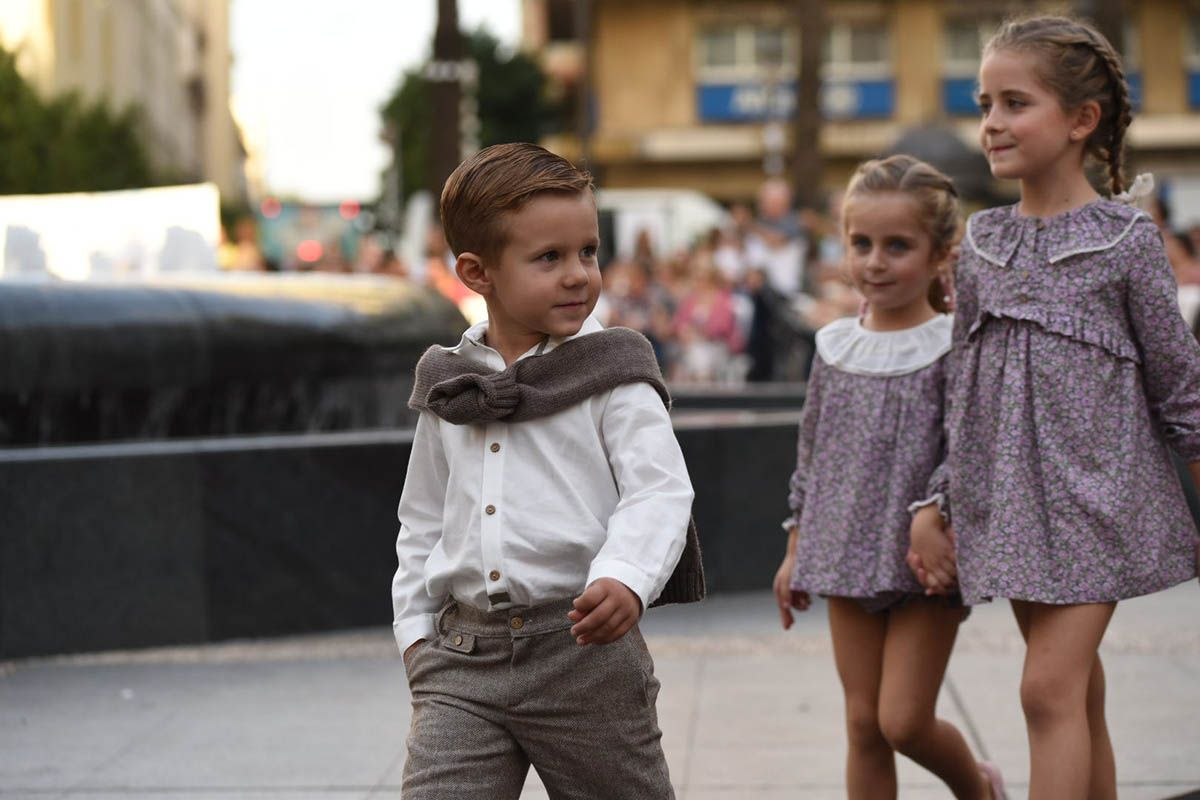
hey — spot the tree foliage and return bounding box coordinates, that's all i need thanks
[0,45,157,194]
[380,28,561,202]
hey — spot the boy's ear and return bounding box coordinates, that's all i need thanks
[1070,99,1102,142]
[455,252,491,295]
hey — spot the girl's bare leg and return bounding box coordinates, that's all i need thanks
[877,600,992,799]
[1010,600,1115,800]
[828,597,894,799]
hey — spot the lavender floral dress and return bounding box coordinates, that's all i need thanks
[785,315,952,610]
[942,199,1200,604]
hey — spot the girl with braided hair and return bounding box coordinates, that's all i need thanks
[908,14,1200,799]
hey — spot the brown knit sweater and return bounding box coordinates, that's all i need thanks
[408,326,705,607]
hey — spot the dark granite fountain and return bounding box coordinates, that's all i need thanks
[0,275,468,446]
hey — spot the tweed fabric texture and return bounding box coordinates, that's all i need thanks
[401,597,674,799]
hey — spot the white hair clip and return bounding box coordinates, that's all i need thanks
[1114,172,1154,204]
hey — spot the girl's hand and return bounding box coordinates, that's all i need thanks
[773,554,810,629]
[909,505,958,595]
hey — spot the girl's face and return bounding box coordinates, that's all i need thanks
[843,192,940,329]
[976,48,1085,182]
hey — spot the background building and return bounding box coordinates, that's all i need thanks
[524,0,1200,214]
[0,0,247,204]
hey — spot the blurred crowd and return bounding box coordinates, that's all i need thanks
[595,179,857,384]
[217,178,857,385]
[215,183,1200,387]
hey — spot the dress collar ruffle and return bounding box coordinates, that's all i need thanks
[816,314,952,377]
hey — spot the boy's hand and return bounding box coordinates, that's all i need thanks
[568,578,642,645]
[909,505,957,595]
[403,639,426,667]
[773,553,810,629]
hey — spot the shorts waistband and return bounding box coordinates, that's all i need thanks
[438,596,577,637]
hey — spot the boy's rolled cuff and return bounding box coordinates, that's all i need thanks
[586,559,655,613]
[393,613,438,655]
[907,492,950,522]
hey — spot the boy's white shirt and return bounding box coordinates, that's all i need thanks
[391,315,694,654]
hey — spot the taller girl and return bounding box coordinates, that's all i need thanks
[912,14,1200,799]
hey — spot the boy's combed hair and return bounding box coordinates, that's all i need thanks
[439,143,594,260]
[985,15,1133,194]
[844,155,961,313]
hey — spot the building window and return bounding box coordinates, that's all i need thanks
[694,20,893,122]
[942,17,1001,115]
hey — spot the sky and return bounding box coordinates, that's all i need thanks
[230,0,522,204]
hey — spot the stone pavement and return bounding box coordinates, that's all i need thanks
[2,584,1198,799]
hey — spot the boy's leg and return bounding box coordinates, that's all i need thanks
[402,697,529,799]
[876,599,990,799]
[826,596,894,799]
[507,625,675,800]
[401,625,530,800]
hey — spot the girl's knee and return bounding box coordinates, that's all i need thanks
[1085,660,1107,719]
[844,699,886,748]
[1020,669,1085,726]
[877,704,933,755]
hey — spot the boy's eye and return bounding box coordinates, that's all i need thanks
[581,245,598,260]
[849,236,871,253]
[538,250,559,263]
[1007,98,1025,109]
[978,101,991,115]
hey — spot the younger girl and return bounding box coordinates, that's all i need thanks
[911,15,1200,799]
[773,155,1004,799]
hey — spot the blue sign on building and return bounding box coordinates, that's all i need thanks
[697,79,894,122]
[1191,72,1200,108]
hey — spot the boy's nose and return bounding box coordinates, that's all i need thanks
[562,258,589,285]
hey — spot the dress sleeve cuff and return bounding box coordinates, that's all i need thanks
[907,492,950,521]
[587,559,655,613]
[393,614,437,655]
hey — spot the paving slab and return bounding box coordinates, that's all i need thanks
[2,583,1197,799]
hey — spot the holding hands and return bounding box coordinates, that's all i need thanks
[568,577,642,645]
[907,504,959,595]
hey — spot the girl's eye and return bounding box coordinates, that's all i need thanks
[978,101,991,116]
[886,240,911,254]
[538,250,559,263]
[581,245,598,259]
[849,236,871,253]
[1007,98,1025,109]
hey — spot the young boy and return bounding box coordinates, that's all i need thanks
[392,143,701,799]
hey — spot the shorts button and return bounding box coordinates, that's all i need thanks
[489,570,501,581]
[510,616,524,630]
[453,634,463,646]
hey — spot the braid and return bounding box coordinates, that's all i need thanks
[986,16,1135,196]
[1087,35,1133,195]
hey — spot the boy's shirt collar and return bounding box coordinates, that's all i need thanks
[449,315,604,370]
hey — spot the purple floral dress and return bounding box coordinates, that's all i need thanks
[785,315,952,610]
[942,199,1200,604]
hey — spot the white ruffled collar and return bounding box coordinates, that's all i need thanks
[816,314,952,376]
